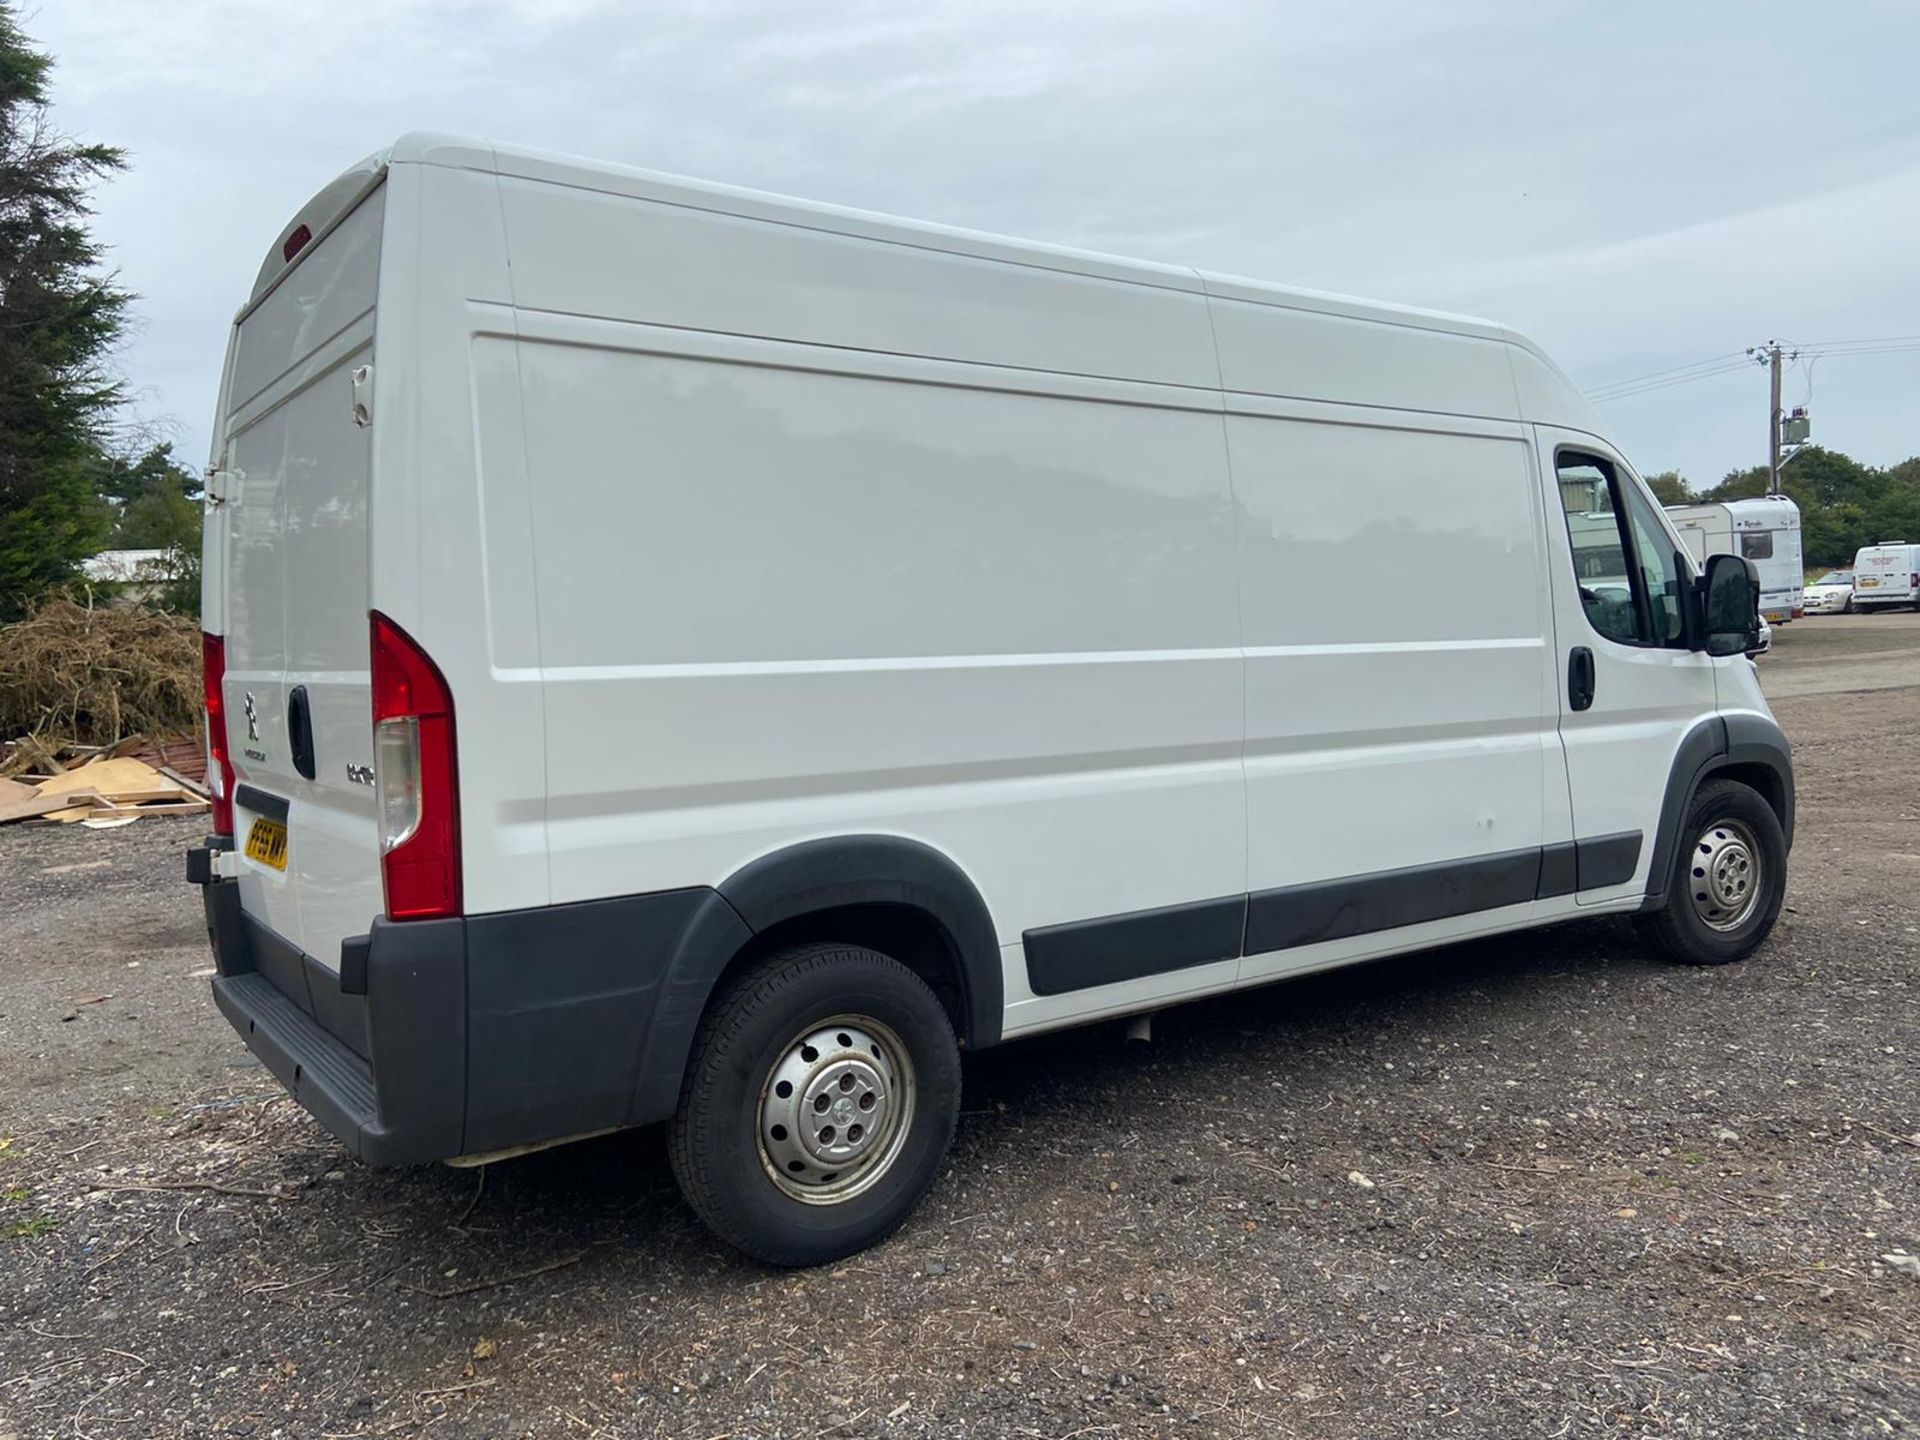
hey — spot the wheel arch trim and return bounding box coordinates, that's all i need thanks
[626,835,1003,1128]
[1640,713,1794,912]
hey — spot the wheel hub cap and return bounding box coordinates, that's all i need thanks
[1689,819,1762,932]
[759,1019,914,1204]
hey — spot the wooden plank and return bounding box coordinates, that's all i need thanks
[47,803,107,824]
[0,790,105,825]
[72,788,197,806]
[157,766,210,798]
[36,758,177,802]
[89,799,210,816]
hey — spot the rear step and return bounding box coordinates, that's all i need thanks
[194,857,467,1167]
[212,972,379,1154]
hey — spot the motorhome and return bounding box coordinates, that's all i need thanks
[188,135,1792,1266]
[1850,543,1920,611]
[1664,497,1805,625]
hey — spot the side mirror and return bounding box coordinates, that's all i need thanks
[1698,553,1761,657]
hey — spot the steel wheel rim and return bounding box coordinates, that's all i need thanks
[758,1014,915,1205]
[1688,818,1764,932]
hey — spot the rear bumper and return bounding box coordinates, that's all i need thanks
[190,846,750,1167]
[198,870,465,1165]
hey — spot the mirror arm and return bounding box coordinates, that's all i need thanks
[1681,551,1707,651]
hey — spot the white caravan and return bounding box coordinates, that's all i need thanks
[1664,497,1805,625]
[189,135,1794,1266]
[1850,543,1920,611]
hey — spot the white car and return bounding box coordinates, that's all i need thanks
[1802,570,1854,615]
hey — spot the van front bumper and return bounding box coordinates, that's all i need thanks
[189,846,750,1167]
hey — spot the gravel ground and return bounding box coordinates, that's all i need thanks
[2,616,1917,1439]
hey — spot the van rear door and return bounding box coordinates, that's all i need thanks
[211,182,387,970]
[1853,545,1917,603]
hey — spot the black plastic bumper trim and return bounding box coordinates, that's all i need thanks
[196,877,754,1166]
[1023,833,1656,996]
[1246,846,1542,956]
[1575,830,1643,890]
[1023,894,1245,997]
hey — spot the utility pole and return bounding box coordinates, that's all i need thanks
[1767,345,1781,494]
[1747,339,1796,494]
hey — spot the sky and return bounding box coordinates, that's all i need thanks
[39,0,1920,490]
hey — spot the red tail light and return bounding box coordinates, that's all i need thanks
[1911,573,1918,589]
[370,612,461,921]
[282,224,312,262]
[201,632,236,836]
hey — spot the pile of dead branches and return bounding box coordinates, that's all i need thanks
[0,595,201,754]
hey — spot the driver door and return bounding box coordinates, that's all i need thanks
[1537,429,1718,905]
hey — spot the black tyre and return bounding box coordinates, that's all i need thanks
[667,943,960,1266]
[1633,778,1786,965]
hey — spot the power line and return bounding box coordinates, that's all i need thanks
[1587,339,1920,405]
[1586,349,1749,393]
[1587,360,1754,402]
[1799,342,1920,358]
[1791,333,1920,349]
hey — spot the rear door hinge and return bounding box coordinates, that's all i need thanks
[203,466,240,506]
[351,363,373,427]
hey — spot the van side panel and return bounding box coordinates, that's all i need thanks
[493,175,1217,389]
[509,326,1245,944]
[1203,290,1519,420]
[492,178,1246,997]
[1216,321,1560,982]
[374,159,551,918]
[1232,413,1555,959]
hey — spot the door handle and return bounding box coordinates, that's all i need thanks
[287,685,317,780]
[1567,647,1595,712]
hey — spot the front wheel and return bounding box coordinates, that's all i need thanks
[668,943,961,1266]
[1633,779,1787,965]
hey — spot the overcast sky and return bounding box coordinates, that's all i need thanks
[40,0,1920,488]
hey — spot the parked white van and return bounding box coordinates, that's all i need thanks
[189,135,1794,1265]
[1850,543,1920,611]
[1664,497,1805,625]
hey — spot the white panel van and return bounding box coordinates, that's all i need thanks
[1850,542,1920,611]
[189,135,1795,1266]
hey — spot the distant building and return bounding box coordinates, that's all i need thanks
[81,549,183,602]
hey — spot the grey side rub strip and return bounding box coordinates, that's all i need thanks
[1024,895,1247,997]
[1024,832,1643,996]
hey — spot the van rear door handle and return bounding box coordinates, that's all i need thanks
[287,685,317,780]
[1567,647,1595,712]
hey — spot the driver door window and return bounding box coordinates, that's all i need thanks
[1555,452,1685,648]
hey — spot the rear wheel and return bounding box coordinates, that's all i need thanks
[668,943,960,1266]
[1633,779,1786,965]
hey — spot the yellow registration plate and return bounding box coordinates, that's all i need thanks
[245,817,289,871]
[1859,577,1879,587]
